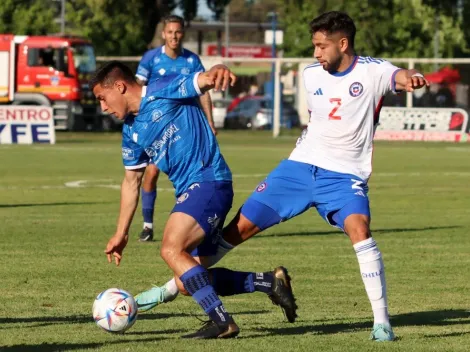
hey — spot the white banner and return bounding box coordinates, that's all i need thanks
[0,106,56,144]
[375,107,468,142]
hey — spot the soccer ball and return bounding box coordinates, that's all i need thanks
[92,288,138,333]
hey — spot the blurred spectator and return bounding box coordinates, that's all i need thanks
[435,82,455,107]
[415,86,437,107]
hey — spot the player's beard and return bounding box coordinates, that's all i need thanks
[326,55,342,74]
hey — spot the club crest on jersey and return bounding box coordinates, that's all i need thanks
[256,182,267,192]
[177,192,189,204]
[349,82,364,97]
[152,110,163,122]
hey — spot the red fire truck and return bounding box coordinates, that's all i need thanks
[0,34,99,130]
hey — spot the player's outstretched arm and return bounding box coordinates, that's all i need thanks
[394,69,429,92]
[105,168,145,266]
[197,64,237,93]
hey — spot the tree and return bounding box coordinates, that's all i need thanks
[0,0,58,35]
[278,0,469,59]
[65,0,184,55]
[206,0,231,20]
[224,0,278,22]
[65,0,149,56]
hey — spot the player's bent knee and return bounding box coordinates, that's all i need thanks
[143,165,160,187]
[346,223,370,243]
[160,244,178,265]
[241,198,282,231]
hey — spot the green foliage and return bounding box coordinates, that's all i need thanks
[65,0,149,56]
[0,0,58,35]
[278,0,469,58]
[0,0,468,57]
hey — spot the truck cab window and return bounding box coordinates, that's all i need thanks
[28,48,67,72]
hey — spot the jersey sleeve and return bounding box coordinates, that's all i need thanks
[372,59,403,96]
[193,55,205,72]
[148,72,203,100]
[121,125,149,170]
[136,51,154,83]
[302,68,314,114]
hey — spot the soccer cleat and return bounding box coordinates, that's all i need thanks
[139,227,154,242]
[181,319,239,339]
[135,286,166,312]
[370,323,396,341]
[268,266,298,323]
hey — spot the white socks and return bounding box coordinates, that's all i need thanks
[143,222,153,229]
[161,278,179,302]
[354,237,390,325]
[204,237,234,267]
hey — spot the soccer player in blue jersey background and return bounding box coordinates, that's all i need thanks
[89,62,297,338]
[136,15,216,242]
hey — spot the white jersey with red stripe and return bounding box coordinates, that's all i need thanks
[289,56,401,181]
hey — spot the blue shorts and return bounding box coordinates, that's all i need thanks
[241,159,370,231]
[171,181,233,257]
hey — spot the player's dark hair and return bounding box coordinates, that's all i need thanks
[309,11,356,49]
[89,61,136,90]
[163,15,185,29]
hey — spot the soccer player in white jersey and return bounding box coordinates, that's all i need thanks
[136,11,428,341]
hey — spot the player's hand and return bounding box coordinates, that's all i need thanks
[405,73,429,92]
[104,233,129,266]
[199,65,237,92]
[209,123,218,136]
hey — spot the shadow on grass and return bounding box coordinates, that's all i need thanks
[0,310,269,326]
[1,337,165,352]
[248,309,470,337]
[256,225,463,238]
[424,331,470,338]
[0,202,112,209]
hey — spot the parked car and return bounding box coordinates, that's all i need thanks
[227,94,250,113]
[211,98,231,129]
[224,96,300,130]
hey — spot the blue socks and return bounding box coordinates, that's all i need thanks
[141,189,156,226]
[209,268,274,295]
[181,265,231,324]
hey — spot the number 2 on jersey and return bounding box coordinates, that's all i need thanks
[329,98,342,120]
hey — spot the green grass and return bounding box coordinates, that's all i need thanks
[0,131,469,351]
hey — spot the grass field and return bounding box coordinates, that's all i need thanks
[1,131,469,352]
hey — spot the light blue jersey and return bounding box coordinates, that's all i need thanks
[121,73,231,196]
[136,46,205,85]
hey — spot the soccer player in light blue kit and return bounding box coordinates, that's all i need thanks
[135,15,216,242]
[90,61,297,339]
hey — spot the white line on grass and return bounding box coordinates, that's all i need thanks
[2,171,469,192]
[446,147,470,153]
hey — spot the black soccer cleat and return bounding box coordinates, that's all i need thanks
[269,266,298,323]
[139,227,154,242]
[181,319,240,339]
